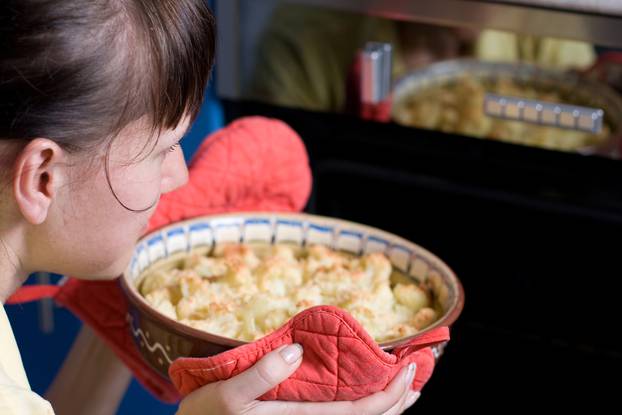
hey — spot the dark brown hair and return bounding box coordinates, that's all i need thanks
[0,0,216,152]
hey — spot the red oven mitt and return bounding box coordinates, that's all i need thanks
[8,116,312,403]
[170,305,450,401]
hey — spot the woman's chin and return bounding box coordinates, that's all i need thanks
[78,252,134,281]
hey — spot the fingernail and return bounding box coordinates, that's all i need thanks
[280,343,303,364]
[408,363,417,383]
[403,363,415,386]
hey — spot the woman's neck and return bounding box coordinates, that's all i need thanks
[0,231,28,303]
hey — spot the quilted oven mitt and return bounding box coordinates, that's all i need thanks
[170,305,450,402]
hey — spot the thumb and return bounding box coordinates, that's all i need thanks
[220,343,303,403]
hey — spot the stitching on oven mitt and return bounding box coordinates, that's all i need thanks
[53,116,312,403]
[169,305,450,402]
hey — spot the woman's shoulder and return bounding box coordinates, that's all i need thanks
[0,368,54,414]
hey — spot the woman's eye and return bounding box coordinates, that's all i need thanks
[167,142,181,153]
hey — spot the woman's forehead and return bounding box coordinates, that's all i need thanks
[118,115,191,147]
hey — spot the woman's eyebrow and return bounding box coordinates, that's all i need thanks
[163,131,185,146]
[173,124,192,143]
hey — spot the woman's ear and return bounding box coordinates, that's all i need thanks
[13,138,66,225]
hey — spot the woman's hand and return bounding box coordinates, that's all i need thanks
[177,344,420,415]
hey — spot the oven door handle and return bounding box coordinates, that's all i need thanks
[483,93,605,134]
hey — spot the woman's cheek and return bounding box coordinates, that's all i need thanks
[108,155,164,211]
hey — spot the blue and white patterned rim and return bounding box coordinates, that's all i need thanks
[125,212,460,324]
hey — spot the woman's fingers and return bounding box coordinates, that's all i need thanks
[385,389,421,415]
[253,363,417,415]
[380,364,418,415]
[404,390,422,409]
[352,363,415,414]
[381,386,411,415]
[219,344,304,404]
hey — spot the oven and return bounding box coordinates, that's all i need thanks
[214,1,622,410]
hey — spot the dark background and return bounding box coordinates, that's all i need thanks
[225,99,622,411]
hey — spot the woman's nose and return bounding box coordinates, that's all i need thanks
[161,147,189,194]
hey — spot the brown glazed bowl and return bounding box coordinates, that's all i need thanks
[120,212,465,380]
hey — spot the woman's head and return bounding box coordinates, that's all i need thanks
[0,0,215,282]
